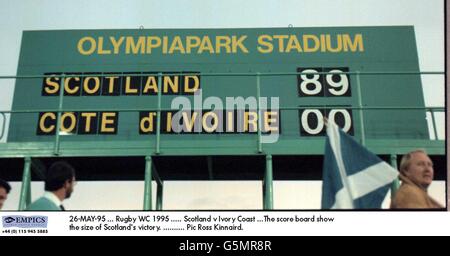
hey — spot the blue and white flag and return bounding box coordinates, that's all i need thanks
[321,121,398,209]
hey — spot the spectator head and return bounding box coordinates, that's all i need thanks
[0,179,11,209]
[400,149,434,189]
[45,161,76,199]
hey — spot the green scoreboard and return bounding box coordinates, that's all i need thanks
[8,26,428,155]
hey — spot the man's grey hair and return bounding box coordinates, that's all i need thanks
[399,149,428,173]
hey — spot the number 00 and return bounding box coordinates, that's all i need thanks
[300,109,353,135]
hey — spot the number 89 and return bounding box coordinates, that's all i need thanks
[297,67,351,97]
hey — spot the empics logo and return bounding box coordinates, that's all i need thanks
[2,215,48,228]
[4,217,15,223]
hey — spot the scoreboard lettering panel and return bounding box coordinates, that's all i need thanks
[9,27,428,152]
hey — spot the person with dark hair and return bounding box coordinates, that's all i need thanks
[27,161,76,211]
[0,179,11,210]
[391,149,443,209]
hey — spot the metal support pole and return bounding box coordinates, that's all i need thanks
[143,156,153,210]
[155,73,162,154]
[256,72,262,153]
[355,71,366,146]
[151,163,164,211]
[263,155,273,210]
[429,109,439,140]
[390,154,400,199]
[54,74,65,155]
[0,112,5,140]
[31,159,46,180]
[18,157,32,210]
[156,183,163,211]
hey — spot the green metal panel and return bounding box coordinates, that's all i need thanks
[0,139,444,158]
[7,27,432,156]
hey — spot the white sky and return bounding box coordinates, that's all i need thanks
[0,0,445,210]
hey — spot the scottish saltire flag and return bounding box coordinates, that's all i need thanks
[321,121,398,209]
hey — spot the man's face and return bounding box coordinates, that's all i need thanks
[0,187,8,210]
[64,178,76,199]
[404,152,434,189]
